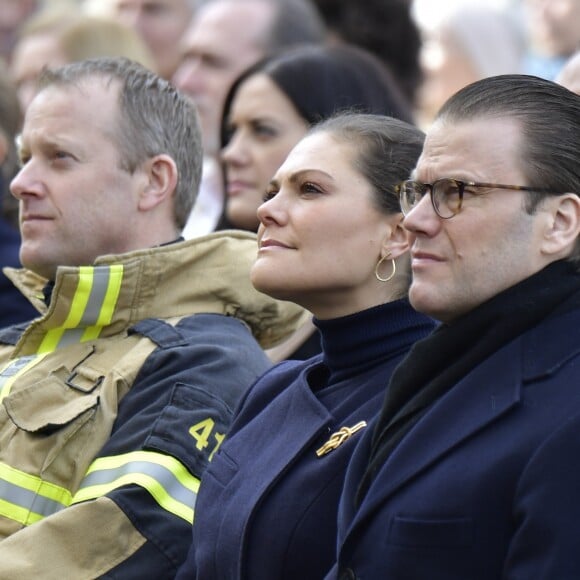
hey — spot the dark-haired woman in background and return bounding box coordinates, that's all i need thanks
[175,112,435,580]
[218,43,413,233]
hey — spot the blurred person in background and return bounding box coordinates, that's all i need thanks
[416,4,524,128]
[11,7,154,111]
[311,0,422,106]
[0,61,37,326]
[0,0,39,64]
[173,0,325,238]
[522,0,580,80]
[88,0,196,80]
[557,50,580,94]
[218,44,413,234]
[9,7,72,111]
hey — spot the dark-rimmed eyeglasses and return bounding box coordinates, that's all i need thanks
[396,178,557,219]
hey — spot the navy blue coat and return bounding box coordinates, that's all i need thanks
[176,300,434,580]
[327,303,580,579]
[0,217,37,327]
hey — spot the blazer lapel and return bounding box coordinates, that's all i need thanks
[351,337,523,528]
[342,307,580,549]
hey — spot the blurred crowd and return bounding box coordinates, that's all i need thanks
[2,0,579,114]
[0,1,578,577]
[0,0,578,329]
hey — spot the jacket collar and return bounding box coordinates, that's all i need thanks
[3,231,307,355]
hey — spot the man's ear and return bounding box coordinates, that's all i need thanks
[382,213,410,260]
[138,154,178,212]
[540,193,580,258]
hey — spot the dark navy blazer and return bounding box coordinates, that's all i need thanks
[328,305,580,579]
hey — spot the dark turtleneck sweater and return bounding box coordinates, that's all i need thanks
[313,299,436,401]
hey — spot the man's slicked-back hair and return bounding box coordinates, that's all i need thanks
[436,73,580,265]
[436,74,580,207]
[37,57,203,230]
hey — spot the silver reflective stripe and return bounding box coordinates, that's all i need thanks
[78,460,198,509]
[57,328,86,349]
[0,356,36,385]
[79,267,111,325]
[0,355,38,400]
[0,479,68,518]
[57,267,112,348]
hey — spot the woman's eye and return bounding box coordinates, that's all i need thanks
[263,189,278,202]
[301,182,322,194]
[253,123,277,138]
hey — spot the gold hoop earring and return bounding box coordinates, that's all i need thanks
[375,254,396,282]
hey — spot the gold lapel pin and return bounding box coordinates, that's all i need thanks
[316,421,367,457]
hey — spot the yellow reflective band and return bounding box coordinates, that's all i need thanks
[72,450,199,524]
[35,265,124,353]
[0,353,48,403]
[82,264,123,342]
[0,463,73,504]
[37,267,94,353]
[0,462,73,526]
[0,498,43,526]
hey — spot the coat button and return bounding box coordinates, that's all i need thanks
[338,568,357,580]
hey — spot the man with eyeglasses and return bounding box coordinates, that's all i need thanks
[326,74,580,579]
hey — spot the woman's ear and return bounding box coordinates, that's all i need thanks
[382,213,409,260]
[138,154,179,212]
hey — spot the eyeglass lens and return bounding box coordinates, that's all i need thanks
[433,179,462,218]
[401,179,463,218]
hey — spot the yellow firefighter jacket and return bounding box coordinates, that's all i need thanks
[0,230,306,578]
